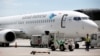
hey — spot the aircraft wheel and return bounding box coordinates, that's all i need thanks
[91,46,94,48]
[0,43,9,47]
[75,43,79,49]
[5,43,9,47]
[50,44,56,51]
[2,43,5,47]
[30,41,34,47]
[59,44,65,51]
[68,45,74,51]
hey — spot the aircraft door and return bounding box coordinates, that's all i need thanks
[61,14,68,28]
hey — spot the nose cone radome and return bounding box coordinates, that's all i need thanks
[82,20,98,33]
[88,20,98,30]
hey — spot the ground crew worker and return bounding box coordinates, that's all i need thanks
[48,35,54,47]
[37,37,41,47]
[85,34,91,51]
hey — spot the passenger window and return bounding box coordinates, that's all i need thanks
[74,17,81,21]
[42,20,44,23]
[49,20,50,23]
[68,19,71,21]
[53,19,55,22]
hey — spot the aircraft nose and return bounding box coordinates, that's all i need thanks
[82,20,98,33]
[87,20,98,29]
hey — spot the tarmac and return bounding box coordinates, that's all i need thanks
[0,39,100,56]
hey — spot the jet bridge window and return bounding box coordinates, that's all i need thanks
[74,17,81,21]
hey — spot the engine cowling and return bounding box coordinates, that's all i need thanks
[0,29,16,43]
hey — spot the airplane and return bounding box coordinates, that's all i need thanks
[0,10,98,48]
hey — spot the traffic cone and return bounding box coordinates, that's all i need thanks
[15,42,17,48]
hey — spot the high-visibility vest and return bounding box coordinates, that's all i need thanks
[85,37,90,42]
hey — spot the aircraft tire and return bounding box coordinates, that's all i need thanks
[0,43,9,47]
[75,43,79,49]
[59,44,65,51]
[30,41,34,47]
[91,46,94,48]
[51,45,56,51]
[68,45,74,51]
[5,43,9,47]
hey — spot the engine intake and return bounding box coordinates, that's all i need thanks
[5,32,15,42]
[0,29,16,43]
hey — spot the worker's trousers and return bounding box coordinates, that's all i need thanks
[85,42,90,51]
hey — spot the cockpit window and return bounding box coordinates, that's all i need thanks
[81,17,88,20]
[74,17,89,21]
[74,17,81,21]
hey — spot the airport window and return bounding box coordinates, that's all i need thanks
[74,17,81,21]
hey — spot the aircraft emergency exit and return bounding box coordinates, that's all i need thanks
[0,10,98,47]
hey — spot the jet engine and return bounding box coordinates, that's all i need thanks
[0,29,16,43]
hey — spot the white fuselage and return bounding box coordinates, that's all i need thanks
[0,11,98,39]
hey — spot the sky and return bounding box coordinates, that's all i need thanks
[0,0,100,17]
